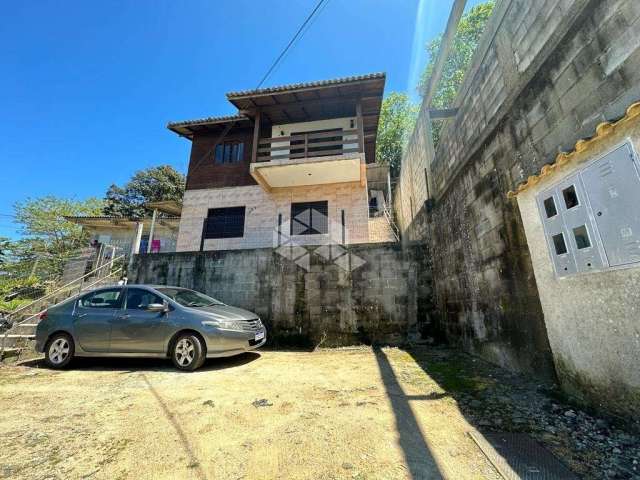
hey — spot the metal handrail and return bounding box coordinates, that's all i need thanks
[382,204,400,242]
[5,254,126,322]
[0,266,124,357]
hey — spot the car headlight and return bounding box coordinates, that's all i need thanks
[201,320,244,331]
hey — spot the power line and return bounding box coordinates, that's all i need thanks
[184,1,330,175]
[256,0,329,89]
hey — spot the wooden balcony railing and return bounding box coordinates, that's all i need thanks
[255,129,362,162]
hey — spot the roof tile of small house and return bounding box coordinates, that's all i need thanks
[507,101,640,198]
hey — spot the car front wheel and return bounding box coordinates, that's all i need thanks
[44,333,74,369]
[171,333,205,371]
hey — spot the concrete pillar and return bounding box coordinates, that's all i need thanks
[147,209,158,254]
[131,222,144,255]
[129,221,144,270]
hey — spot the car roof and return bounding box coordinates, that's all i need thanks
[83,284,184,293]
[129,284,185,289]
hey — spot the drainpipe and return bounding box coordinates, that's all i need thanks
[147,209,158,254]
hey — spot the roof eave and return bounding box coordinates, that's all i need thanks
[166,115,250,139]
[225,72,386,101]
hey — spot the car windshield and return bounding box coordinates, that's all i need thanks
[156,288,224,308]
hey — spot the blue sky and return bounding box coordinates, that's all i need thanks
[0,0,483,238]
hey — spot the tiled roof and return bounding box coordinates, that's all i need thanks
[507,101,640,198]
[225,72,386,98]
[167,114,247,129]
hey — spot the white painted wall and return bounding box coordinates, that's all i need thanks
[86,225,178,255]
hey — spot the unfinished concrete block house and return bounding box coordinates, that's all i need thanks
[167,73,396,252]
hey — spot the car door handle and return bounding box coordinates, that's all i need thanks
[76,313,88,318]
[114,314,130,322]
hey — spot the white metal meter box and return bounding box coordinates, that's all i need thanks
[536,141,640,277]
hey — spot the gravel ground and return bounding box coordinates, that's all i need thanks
[0,346,637,479]
[405,348,640,479]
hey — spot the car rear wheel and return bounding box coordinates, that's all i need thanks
[171,333,205,371]
[44,333,74,369]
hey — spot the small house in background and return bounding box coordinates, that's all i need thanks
[63,200,182,279]
[167,73,397,252]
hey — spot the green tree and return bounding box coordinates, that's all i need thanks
[103,165,185,218]
[10,196,104,279]
[375,92,419,178]
[419,1,495,146]
[0,237,9,264]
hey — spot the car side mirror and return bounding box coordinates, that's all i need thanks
[147,302,168,313]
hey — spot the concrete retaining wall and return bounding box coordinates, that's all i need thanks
[395,0,640,380]
[129,243,431,347]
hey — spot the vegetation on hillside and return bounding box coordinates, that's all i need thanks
[0,165,185,310]
[419,1,495,147]
[375,93,420,178]
[376,1,495,175]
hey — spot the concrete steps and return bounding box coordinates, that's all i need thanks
[368,216,398,242]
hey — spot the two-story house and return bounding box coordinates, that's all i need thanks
[168,73,395,252]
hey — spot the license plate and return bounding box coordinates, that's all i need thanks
[255,331,265,341]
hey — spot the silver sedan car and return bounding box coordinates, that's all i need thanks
[35,285,266,371]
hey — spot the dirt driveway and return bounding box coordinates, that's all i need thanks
[0,347,502,480]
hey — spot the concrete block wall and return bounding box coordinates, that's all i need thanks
[395,0,640,379]
[130,243,431,347]
[177,182,370,252]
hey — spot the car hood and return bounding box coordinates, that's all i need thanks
[187,304,258,321]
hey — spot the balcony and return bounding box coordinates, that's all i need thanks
[250,129,365,191]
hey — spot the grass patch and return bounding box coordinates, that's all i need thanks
[423,361,483,392]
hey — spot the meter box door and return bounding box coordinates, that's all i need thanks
[555,175,606,274]
[581,143,640,267]
[537,187,577,277]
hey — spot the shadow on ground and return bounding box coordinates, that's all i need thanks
[402,346,640,480]
[18,351,261,373]
[372,346,444,479]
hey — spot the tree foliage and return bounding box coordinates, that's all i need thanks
[419,1,495,146]
[0,237,10,265]
[103,165,185,218]
[375,92,419,178]
[1,196,104,285]
[375,2,494,175]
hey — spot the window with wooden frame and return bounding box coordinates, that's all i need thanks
[204,207,246,239]
[291,201,328,235]
[214,141,244,164]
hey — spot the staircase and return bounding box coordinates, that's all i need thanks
[368,204,400,243]
[0,254,125,360]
